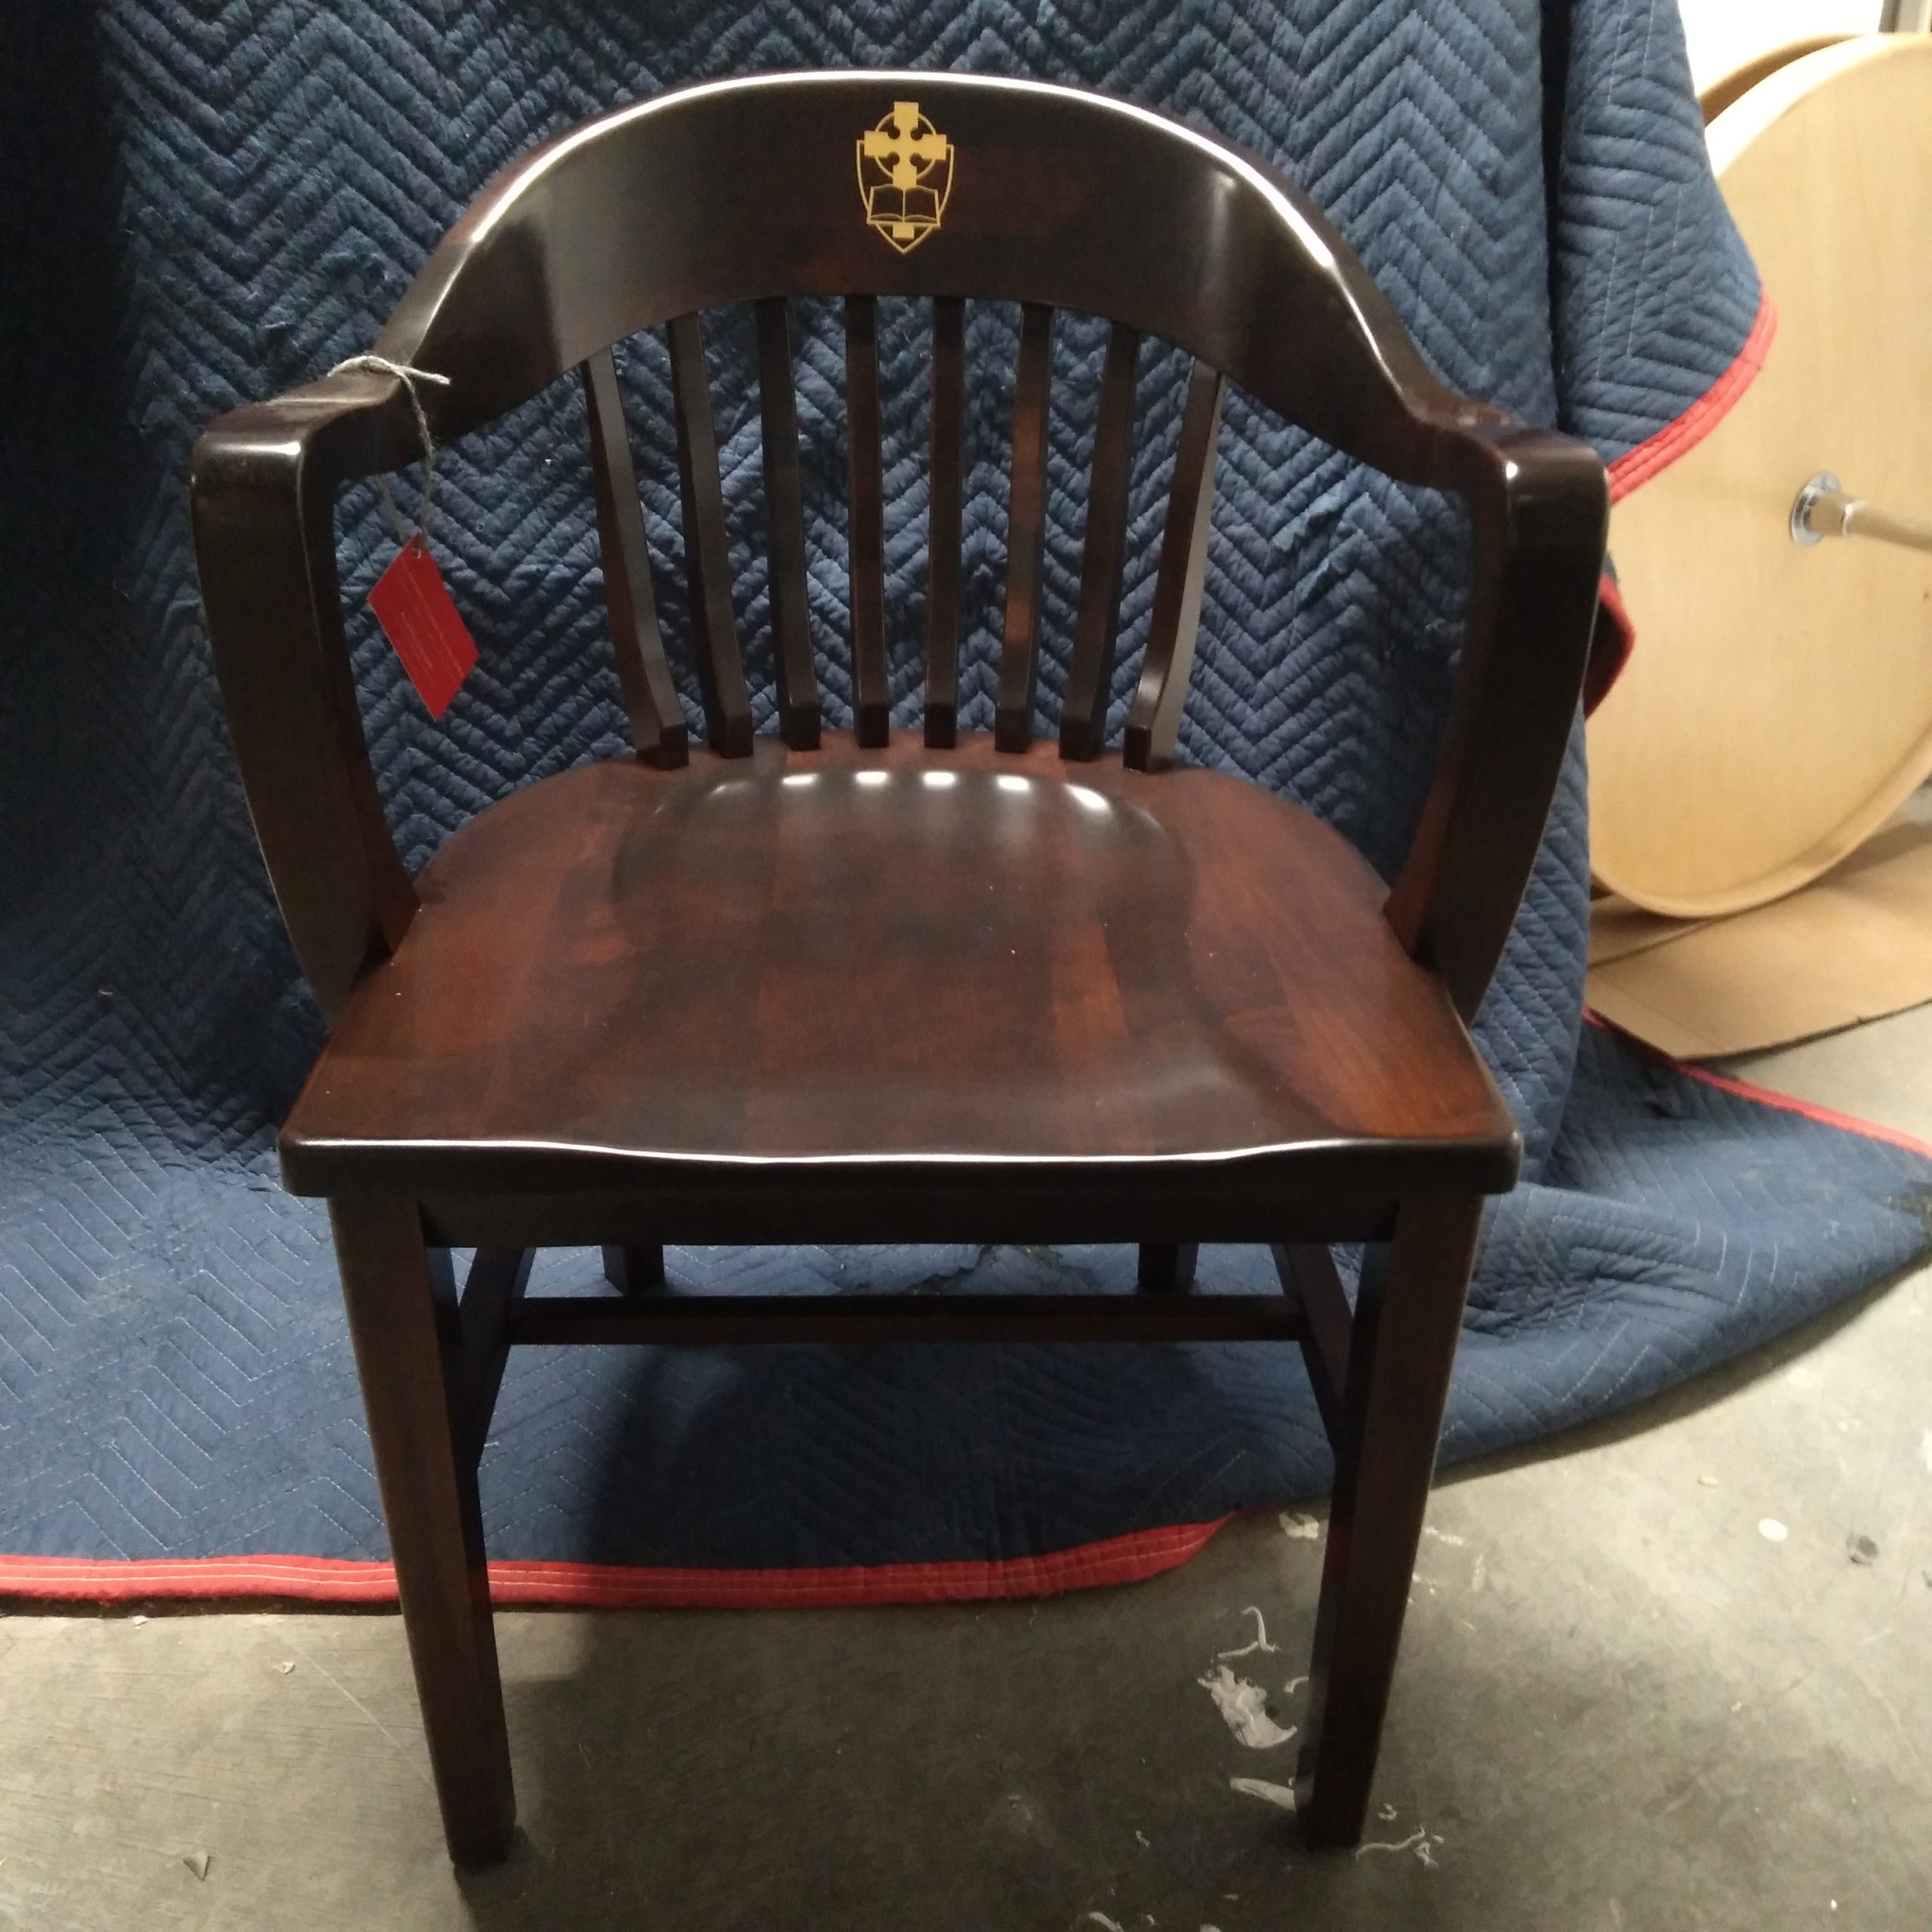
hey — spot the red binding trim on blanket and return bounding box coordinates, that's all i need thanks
[1606,289,1777,504]
[1582,1011,1932,1161]
[1583,571,1633,716]
[0,1518,1230,1608]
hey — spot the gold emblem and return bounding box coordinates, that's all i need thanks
[857,100,953,254]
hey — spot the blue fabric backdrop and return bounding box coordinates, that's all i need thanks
[1,0,1926,1583]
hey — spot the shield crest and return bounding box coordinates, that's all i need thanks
[857,101,954,254]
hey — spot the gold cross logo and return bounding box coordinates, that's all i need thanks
[857,100,953,254]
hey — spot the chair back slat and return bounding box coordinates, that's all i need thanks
[755,298,822,749]
[922,296,966,749]
[844,295,891,746]
[1124,361,1223,773]
[363,78,1488,774]
[993,303,1055,752]
[667,312,754,755]
[1058,322,1141,761]
[578,349,689,768]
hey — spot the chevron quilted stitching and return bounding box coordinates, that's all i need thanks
[0,0,1924,1577]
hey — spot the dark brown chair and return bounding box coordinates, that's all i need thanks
[190,71,1606,1867]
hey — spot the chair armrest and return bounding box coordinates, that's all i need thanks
[1383,415,1609,1021]
[190,375,426,1022]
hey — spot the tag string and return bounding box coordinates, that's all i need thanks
[328,354,453,551]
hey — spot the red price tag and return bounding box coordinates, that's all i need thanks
[368,535,478,718]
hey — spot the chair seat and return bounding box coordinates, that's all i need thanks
[280,734,1518,1216]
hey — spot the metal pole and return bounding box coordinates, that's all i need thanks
[1791,473,1932,556]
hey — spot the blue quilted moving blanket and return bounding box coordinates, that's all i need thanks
[2,0,1927,1597]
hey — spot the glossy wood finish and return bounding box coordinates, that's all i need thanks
[330,1200,513,1864]
[507,1290,1305,1348]
[1125,361,1223,773]
[193,71,1605,1026]
[923,295,965,748]
[995,303,1055,751]
[1272,1241,1352,1435]
[1294,1194,1484,1844]
[280,737,1518,1200]
[192,376,420,1022]
[422,1183,1391,1251]
[844,294,891,746]
[1383,416,1605,1018]
[600,1244,666,1294]
[451,1246,533,1467]
[189,70,1610,1868]
[1137,1242,1198,1294]
[1061,322,1141,761]
[755,298,821,749]
[667,312,753,756]
[579,348,688,766]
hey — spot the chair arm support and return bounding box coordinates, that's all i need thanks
[1384,417,1608,1021]
[191,377,425,1022]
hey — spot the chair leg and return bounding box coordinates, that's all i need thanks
[329,1198,516,1866]
[1295,1193,1484,1847]
[602,1243,666,1294]
[1137,1242,1198,1294]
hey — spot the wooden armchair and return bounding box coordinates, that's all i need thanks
[190,72,1606,1866]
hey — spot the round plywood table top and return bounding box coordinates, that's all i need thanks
[1588,33,1932,918]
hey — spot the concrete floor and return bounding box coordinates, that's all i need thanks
[2,1012,1929,1931]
